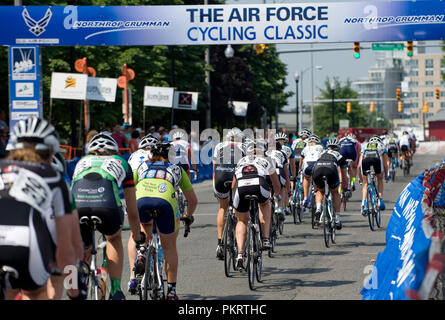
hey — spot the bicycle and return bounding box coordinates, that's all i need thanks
[79,215,110,300]
[222,181,238,277]
[340,159,353,212]
[309,184,317,229]
[388,156,397,182]
[318,177,337,248]
[364,167,382,231]
[268,196,280,258]
[290,171,304,224]
[240,195,263,290]
[0,266,18,300]
[402,158,411,177]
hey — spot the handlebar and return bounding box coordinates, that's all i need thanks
[180,216,194,237]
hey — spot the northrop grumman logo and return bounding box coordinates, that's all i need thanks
[22,8,52,36]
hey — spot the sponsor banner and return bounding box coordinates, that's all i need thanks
[173,91,198,110]
[143,86,174,108]
[8,45,42,130]
[86,77,117,102]
[50,72,88,100]
[361,173,430,300]
[232,101,249,117]
[0,3,444,46]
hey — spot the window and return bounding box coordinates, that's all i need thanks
[426,91,434,97]
[425,81,434,86]
[425,59,434,68]
[429,102,434,108]
[441,102,445,108]
[410,81,419,87]
[425,69,434,76]
[441,91,445,98]
[409,70,419,76]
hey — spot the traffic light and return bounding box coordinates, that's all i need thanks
[346,102,351,113]
[436,88,440,99]
[423,101,429,113]
[396,88,401,100]
[254,44,268,55]
[370,102,374,113]
[406,41,413,57]
[353,42,360,59]
[398,101,402,112]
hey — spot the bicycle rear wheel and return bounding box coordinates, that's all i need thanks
[255,230,263,283]
[367,189,376,231]
[141,251,150,300]
[223,214,233,277]
[310,194,316,229]
[268,213,276,258]
[246,226,255,290]
[323,200,331,248]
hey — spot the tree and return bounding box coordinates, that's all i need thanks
[314,77,372,136]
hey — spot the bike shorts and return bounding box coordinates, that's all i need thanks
[179,163,190,173]
[213,166,235,199]
[137,197,179,234]
[361,156,382,176]
[0,199,54,291]
[312,164,340,190]
[78,207,124,247]
[387,147,398,159]
[233,175,270,213]
[401,145,409,153]
[294,154,302,172]
[277,167,287,187]
[340,145,357,162]
[303,161,316,178]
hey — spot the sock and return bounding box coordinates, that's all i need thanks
[362,199,366,206]
[316,203,321,211]
[336,213,341,221]
[110,278,121,295]
[168,282,177,294]
[217,238,222,245]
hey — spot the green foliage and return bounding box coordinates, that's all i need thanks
[313,77,387,136]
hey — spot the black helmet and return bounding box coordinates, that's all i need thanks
[152,142,171,159]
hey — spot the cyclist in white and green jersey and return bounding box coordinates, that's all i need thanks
[71,133,144,300]
[129,142,198,300]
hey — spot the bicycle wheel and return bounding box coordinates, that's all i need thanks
[375,193,382,228]
[87,271,99,300]
[141,251,150,300]
[223,213,233,277]
[311,195,316,229]
[255,229,263,283]
[291,200,298,224]
[331,211,336,244]
[246,226,255,290]
[367,189,376,231]
[323,199,331,248]
[268,213,276,258]
[151,249,164,300]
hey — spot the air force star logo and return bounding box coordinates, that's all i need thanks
[22,8,52,37]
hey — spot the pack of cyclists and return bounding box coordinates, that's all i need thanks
[0,116,413,300]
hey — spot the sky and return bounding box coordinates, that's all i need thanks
[225,0,443,112]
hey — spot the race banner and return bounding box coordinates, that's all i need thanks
[173,91,198,110]
[86,77,117,102]
[0,3,444,46]
[143,86,175,108]
[50,72,88,100]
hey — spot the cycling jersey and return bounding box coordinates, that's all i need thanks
[313,150,347,189]
[281,145,294,160]
[0,160,73,291]
[291,138,306,157]
[172,139,191,170]
[399,135,411,151]
[233,155,276,213]
[266,149,288,187]
[301,144,324,177]
[339,137,358,161]
[360,142,385,176]
[128,149,152,173]
[213,141,245,199]
[134,161,192,234]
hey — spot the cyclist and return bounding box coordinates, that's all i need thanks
[0,117,80,300]
[291,128,312,175]
[338,132,360,193]
[130,142,197,300]
[71,132,144,300]
[213,128,245,260]
[299,135,324,208]
[275,132,295,215]
[266,140,290,221]
[409,129,417,155]
[384,133,399,180]
[233,139,281,271]
[127,134,159,173]
[171,130,198,180]
[399,131,413,169]
[312,138,348,229]
[358,135,389,216]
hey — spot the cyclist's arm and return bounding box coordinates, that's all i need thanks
[269,172,281,197]
[123,167,141,242]
[382,153,389,176]
[289,157,296,179]
[284,164,291,192]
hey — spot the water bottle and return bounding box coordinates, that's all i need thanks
[157,237,164,271]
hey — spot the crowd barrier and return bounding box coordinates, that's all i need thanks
[361,159,445,300]
[416,141,445,155]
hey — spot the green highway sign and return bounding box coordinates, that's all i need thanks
[372,43,404,51]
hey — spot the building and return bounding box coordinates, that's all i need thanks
[427,109,445,141]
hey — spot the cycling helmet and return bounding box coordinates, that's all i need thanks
[245,139,268,153]
[226,128,244,140]
[275,132,288,143]
[138,134,159,149]
[51,152,67,174]
[306,135,321,144]
[299,129,312,139]
[369,135,382,144]
[87,132,119,154]
[327,138,341,150]
[151,142,172,159]
[11,116,63,153]
[403,131,409,135]
[172,131,185,140]
[347,133,357,140]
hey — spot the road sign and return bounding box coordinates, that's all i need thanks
[372,43,404,51]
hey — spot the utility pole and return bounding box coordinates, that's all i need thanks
[204,0,211,129]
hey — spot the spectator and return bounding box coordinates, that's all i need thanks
[322,133,330,148]
[128,130,139,153]
[111,124,127,154]
[123,123,132,142]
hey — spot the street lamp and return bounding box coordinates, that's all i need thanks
[275,79,283,130]
[294,72,300,132]
[300,65,322,133]
[330,80,335,133]
[225,45,234,127]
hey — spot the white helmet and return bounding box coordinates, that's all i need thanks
[11,116,63,153]
[299,129,312,139]
[369,135,382,144]
[226,128,244,140]
[172,131,185,140]
[327,137,341,150]
[307,135,321,144]
[275,132,288,143]
[347,133,357,140]
[244,138,268,153]
[87,132,119,154]
[138,134,158,149]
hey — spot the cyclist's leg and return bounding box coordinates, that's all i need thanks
[159,230,179,294]
[21,285,48,300]
[105,229,124,295]
[234,211,249,255]
[258,200,271,239]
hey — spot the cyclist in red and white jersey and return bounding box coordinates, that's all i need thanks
[171,131,198,180]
